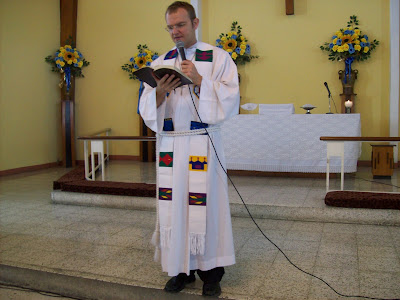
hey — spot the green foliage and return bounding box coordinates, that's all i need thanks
[121,44,159,80]
[216,21,258,66]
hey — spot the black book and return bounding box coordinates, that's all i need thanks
[133,65,193,88]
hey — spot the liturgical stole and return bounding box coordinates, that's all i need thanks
[158,132,208,255]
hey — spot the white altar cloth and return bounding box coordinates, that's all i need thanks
[259,103,295,115]
[221,114,361,173]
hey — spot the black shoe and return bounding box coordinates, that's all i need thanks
[202,282,221,297]
[164,273,196,293]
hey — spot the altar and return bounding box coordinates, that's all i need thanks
[221,114,361,173]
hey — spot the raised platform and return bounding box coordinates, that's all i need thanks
[326,191,400,210]
[53,166,156,197]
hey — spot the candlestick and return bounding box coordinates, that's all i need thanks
[345,100,353,113]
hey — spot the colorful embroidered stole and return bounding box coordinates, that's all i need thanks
[158,137,174,249]
[158,134,208,256]
[188,134,208,255]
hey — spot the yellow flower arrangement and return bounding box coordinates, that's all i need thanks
[216,21,258,65]
[45,38,90,93]
[122,44,159,80]
[320,15,379,85]
[45,42,89,77]
[320,15,379,63]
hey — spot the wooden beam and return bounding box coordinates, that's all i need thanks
[60,0,77,101]
[285,0,294,15]
[60,0,77,46]
[60,0,78,167]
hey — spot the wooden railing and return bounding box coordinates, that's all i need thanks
[78,130,156,181]
[320,137,400,142]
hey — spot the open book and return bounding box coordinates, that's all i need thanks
[133,65,193,88]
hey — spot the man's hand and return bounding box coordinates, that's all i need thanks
[181,60,202,86]
[154,73,181,107]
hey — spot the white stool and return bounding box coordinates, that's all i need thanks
[91,140,105,181]
[326,141,344,192]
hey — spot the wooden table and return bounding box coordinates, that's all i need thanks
[320,136,400,192]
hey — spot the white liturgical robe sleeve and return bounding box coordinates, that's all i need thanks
[138,74,166,132]
[197,50,240,125]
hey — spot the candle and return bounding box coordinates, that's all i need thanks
[345,100,353,108]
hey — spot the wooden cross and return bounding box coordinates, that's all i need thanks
[286,0,294,15]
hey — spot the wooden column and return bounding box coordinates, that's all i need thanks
[60,0,77,167]
[139,118,156,162]
[285,0,294,15]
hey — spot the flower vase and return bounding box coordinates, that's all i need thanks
[59,74,74,101]
[338,69,358,95]
[338,68,358,113]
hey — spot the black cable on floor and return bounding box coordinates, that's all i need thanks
[348,174,400,189]
[187,86,399,300]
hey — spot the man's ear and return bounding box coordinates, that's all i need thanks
[192,18,199,30]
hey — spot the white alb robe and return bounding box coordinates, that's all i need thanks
[139,41,240,276]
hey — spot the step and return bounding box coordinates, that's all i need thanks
[0,264,205,300]
[51,191,400,225]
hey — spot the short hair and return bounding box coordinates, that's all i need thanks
[166,1,196,21]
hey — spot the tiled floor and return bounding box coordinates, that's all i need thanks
[0,163,400,299]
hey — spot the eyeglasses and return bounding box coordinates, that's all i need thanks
[165,22,187,32]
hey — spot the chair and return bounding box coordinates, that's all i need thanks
[91,140,105,181]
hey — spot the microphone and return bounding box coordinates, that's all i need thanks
[176,41,186,61]
[324,82,334,114]
[324,82,331,97]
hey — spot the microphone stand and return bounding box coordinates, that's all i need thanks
[326,93,333,114]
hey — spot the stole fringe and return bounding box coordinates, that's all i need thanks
[160,227,172,249]
[151,230,160,247]
[189,233,205,255]
[153,247,161,262]
[151,230,161,262]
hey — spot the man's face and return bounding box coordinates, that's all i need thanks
[165,7,198,48]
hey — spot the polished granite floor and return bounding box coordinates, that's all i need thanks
[0,163,399,299]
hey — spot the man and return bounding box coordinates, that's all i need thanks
[139,1,239,297]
